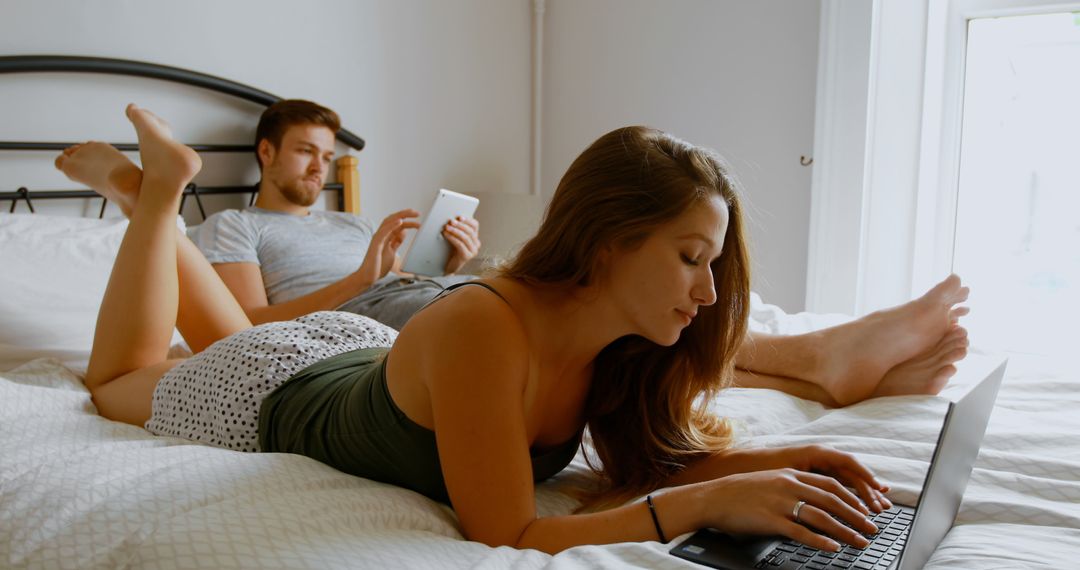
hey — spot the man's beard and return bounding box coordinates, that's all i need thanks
[278,177,322,207]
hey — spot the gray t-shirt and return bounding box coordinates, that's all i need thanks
[190,207,375,305]
[189,207,474,330]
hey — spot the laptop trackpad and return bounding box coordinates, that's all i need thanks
[670,528,779,569]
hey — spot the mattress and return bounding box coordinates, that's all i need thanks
[2,298,1077,568]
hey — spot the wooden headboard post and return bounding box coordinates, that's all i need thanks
[336,155,360,215]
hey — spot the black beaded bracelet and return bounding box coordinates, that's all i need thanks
[646,494,668,543]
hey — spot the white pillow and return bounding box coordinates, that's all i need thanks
[0,214,186,374]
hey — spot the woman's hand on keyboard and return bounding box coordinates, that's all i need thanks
[760,444,892,514]
[702,468,879,552]
[717,444,892,514]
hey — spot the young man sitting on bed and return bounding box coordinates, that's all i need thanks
[187,99,481,333]
[65,101,970,408]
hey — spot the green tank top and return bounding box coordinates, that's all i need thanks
[258,346,581,505]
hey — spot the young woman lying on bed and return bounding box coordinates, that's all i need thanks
[54,104,969,555]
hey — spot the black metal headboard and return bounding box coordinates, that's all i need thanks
[0,55,364,217]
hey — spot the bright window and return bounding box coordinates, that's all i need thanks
[952,11,1080,357]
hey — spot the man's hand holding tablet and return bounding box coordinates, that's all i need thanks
[401,189,481,277]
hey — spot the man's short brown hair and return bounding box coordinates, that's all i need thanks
[255,99,341,168]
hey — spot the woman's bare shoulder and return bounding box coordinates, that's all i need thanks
[396,281,531,371]
[384,281,534,430]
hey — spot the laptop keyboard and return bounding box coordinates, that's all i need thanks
[754,505,912,570]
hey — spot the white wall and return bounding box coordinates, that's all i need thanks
[542,0,821,312]
[0,0,532,229]
[1,0,820,311]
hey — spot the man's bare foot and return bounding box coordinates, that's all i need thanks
[817,275,970,406]
[124,103,201,196]
[872,325,969,399]
[54,142,143,216]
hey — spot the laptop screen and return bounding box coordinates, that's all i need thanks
[897,357,1007,570]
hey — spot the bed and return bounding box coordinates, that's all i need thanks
[3,56,1079,569]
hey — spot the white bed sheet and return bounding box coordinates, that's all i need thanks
[2,297,1078,568]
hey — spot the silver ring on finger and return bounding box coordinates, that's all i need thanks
[792,500,807,523]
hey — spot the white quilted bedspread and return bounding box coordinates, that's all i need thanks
[2,297,1079,568]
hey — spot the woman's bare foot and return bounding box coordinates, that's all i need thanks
[872,325,969,399]
[54,142,143,216]
[817,275,970,406]
[124,103,201,199]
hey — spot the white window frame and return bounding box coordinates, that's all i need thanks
[807,0,1080,316]
[806,0,928,316]
[805,0,874,316]
[912,0,1080,298]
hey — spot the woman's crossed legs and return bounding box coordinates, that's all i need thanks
[55,105,251,425]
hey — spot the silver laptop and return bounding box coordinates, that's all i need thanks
[671,356,1008,570]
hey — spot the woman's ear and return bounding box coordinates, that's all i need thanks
[590,243,616,284]
[596,243,613,266]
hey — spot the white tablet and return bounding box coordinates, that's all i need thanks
[401,188,480,276]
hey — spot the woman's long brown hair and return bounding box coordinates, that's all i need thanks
[500,126,751,509]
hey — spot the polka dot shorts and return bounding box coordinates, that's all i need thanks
[144,311,397,452]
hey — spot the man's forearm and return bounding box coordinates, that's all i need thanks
[663,449,736,488]
[662,447,782,488]
[732,369,838,407]
[246,271,374,325]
